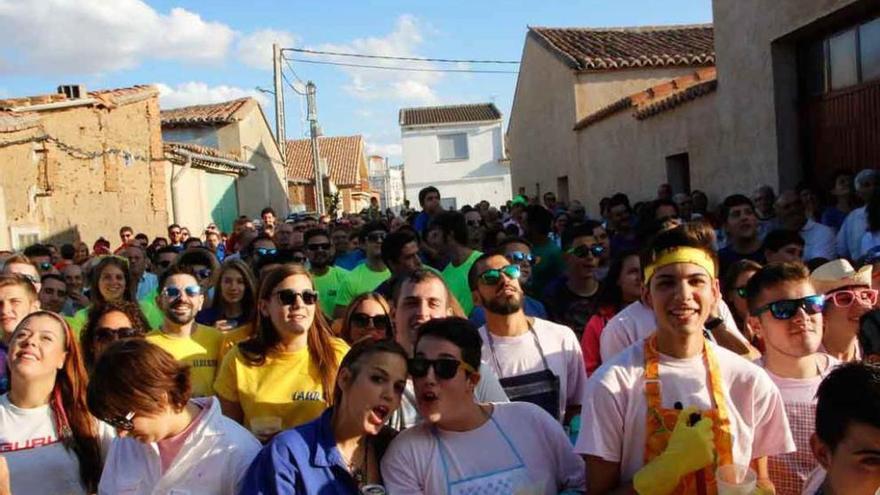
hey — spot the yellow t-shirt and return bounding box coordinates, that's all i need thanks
[213,337,349,430]
[218,323,254,363]
[146,324,223,397]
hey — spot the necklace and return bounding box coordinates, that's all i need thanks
[343,438,369,487]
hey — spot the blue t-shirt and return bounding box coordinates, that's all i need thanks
[0,343,7,395]
[469,296,548,328]
[413,211,431,234]
[334,249,366,271]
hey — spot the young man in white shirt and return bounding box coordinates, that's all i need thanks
[802,362,880,495]
[745,261,838,495]
[577,224,795,494]
[381,317,585,494]
[468,253,586,425]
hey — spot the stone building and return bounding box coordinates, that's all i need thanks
[509,0,879,213]
[160,97,289,229]
[0,85,169,249]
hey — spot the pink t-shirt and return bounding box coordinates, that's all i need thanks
[764,355,838,495]
[157,403,207,473]
[576,339,795,482]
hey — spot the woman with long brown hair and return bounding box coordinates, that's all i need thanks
[0,311,112,493]
[80,300,150,370]
[87,340,260,494]
[213,264,349,441]
[338,292,394,344]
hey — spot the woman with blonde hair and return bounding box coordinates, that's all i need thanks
[214,264,349,440]
[339,292,394,344]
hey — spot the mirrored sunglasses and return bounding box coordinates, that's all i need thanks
[506,251,535,265]
[255,248,278,257]
[478,264,521,285]
[567,244,605,258]
[162,285,202,299]
[751,295,825,320]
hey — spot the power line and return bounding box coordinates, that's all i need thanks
[282,56,307,85]
[282,47,519,65]
[281,71,307,96]
[283,57,518,74]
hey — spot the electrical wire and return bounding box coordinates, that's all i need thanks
[282,71,307,95]
[282,57,518,74]
[282,47,519,64]
[282,56,307,86]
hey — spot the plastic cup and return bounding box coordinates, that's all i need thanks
[250,416,282,437]
[716,464,757,495]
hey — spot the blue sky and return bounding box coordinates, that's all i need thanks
[0,0,712,162]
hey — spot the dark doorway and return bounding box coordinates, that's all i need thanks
[666,153,691,194]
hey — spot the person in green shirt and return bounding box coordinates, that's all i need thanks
[429,211,482,316]
[333,221,391,318]
[304,228,348,320]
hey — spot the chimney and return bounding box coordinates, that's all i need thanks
[57,84,87,99]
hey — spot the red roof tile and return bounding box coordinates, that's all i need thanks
[160,98,253,127]
[0,85,157,111]
[574,67,717,129]
[164,141,254,175]
[399,103,501,127]
[285,135,364,187]
[530,24,714,71]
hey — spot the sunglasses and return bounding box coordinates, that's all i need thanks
[751,295,825,319]
[94,327,140,343]
[307,243,331,251]
[274,288,319,306]
[38,262,53,271]
[366,232,387,243]
[735,286,748,298]
[826,288,879,307]
[104,411,135,431]
[506,251,535,266]
[567,244,605,258]
[162,285,202,299]
[195,268,212,280]
[255,248,278,257]
[478,264,521,285]
[350,313,391,329]
[408,357,477,380]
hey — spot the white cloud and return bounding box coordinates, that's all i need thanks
[0,0,235,75]
[237,29,298,71]
[156,82,268,109]
[315,15,442,105]
[365,142,403,159]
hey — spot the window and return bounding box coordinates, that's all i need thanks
[437,133,468,161]
[861,17,880,81]
[9,226,40,250]
[830,28,858,90]
[441,197,457,210]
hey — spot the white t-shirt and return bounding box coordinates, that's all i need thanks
[381,401,586,495]
[599,300,745,363]
[0,394,114,494]
[479,318,587,420]
[764,355,838,495]
[576,339,795,482]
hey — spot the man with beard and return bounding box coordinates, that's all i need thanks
[717,194,765,276]
[745,262,838,495]
[386,268,508,430]
[543,224,602,338]
[146,265,222,397]
[469,253,586,426]
[303,228,348,319]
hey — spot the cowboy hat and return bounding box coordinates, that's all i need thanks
[810,258,872,294]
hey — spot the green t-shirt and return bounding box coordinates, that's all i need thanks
[312,265,349,319]
[442,250,482,316]
[336,262,391,309]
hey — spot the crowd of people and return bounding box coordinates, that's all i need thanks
[0,174,879,494]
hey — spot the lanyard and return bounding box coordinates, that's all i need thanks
[485,321,551,380]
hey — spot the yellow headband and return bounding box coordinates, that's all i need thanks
[643,246,716,282]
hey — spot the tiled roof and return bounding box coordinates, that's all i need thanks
[285,135,364,186]
[160,98,253,127]
[574,66,717,130]
[0,85,158,111]
[530,24,714,71]
[164,142,254,175]
[0,111,41,133]
[399,103,501,127]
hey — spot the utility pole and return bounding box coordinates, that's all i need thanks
[306,81,325,216]
[272,44,286,166]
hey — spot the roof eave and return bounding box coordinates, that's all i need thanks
[401,118,503,130]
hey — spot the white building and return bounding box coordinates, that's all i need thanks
[399,103,511,210]
[368,155,406,213]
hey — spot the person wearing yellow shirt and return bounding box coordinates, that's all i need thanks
[214,264,349,440]
[146,265,222,397]
[66,256,163,337]
[333,222,391,318]
[195,259,258,362]
[303,228,349,320]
